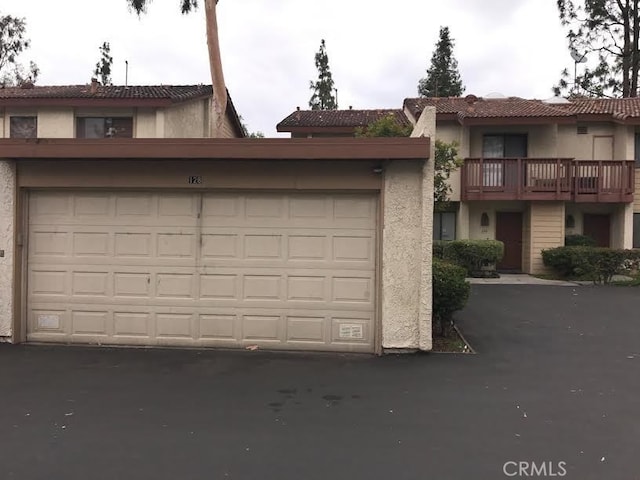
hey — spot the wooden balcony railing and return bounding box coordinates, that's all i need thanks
[461,158,636,203]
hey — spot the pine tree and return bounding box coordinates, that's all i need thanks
[94,42,113,86]
[309,39,338,110]
[554,0,640,98]
[418,27,464,98]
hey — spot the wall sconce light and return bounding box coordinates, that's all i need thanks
[480,212,490,227]
[565,214,575,229]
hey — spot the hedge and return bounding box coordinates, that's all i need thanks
[565,234,596,247]
[432,258,470,336]
[434,239,504,276]
[542,246,640,284]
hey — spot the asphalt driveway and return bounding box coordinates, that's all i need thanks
[1,285,639,480]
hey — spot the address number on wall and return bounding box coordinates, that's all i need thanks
[188,176,203,185]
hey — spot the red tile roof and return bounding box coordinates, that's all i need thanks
[403,96,574,121]
[277,109,410,131]
[0,84,213,103]
[557,97,640,119]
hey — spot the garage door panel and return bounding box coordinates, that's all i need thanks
[199,314,237,340]
[201,233,239,259]
[242,315,282,341]
[113,312,151,337]
[286,316,326,343]
[31,309,67,333]
[27,191,377,352]
[71,311,109,336]
[30,231,69,257]
[73,194,112,216]
[72,271,110,297]
[115,233,153,257]
[30,270,68,296]
[115,194,154,217]
[30,192,71,217]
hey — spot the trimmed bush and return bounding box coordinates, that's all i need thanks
[434,240,504,277]
[432,259,470,336]
[542,246,640,284]
[565,234,596,247]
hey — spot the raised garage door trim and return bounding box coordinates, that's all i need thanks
[26,191,377,353]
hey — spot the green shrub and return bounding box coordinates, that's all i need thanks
[434,240,504,276]
[432,259,470,336]
[565,234,596,247]
[542,246,640,284]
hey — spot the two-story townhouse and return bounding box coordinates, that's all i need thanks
[0,80,245,139]
[278,95,639,274]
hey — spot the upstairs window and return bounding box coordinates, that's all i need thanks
[635,133,640,166]
[10,116,37,138]
[481,134,528,186]
[482,134,528,158]
[76,117,133,138]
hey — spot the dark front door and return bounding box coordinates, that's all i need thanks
[496,212,523,271]
[583,214,611,247]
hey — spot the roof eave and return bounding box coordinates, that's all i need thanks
[0,98,175,108]
[460,116,576,126]
[0,137,431,161]
[276,126,361,134]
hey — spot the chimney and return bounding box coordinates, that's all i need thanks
[90,77,99,94]
[297,106,300,111]
[349,106,353,110]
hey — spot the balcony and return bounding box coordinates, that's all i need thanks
[461,158,635,203]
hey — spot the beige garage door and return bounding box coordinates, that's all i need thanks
[27,191,377,352]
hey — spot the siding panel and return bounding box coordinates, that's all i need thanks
[529,202,565,274]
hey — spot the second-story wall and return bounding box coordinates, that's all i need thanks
[37,108,75,137]
[469,124,559,158]
[0,101,215,139]
[436,121,465,202]
[164,99,209,138]
[557,123,634,160]
[134,108,158,138]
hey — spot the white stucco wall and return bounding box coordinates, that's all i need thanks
[0,160,15,340]
[37,108,75,138]
[558,123,615,160]
[381,107,435,351]
[382,160,423,349]
[164,99,208,138]
[135,108,158,138]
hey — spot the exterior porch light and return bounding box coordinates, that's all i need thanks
[480,212,490,227]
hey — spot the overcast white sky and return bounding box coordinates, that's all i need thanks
[3,0,571,136]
